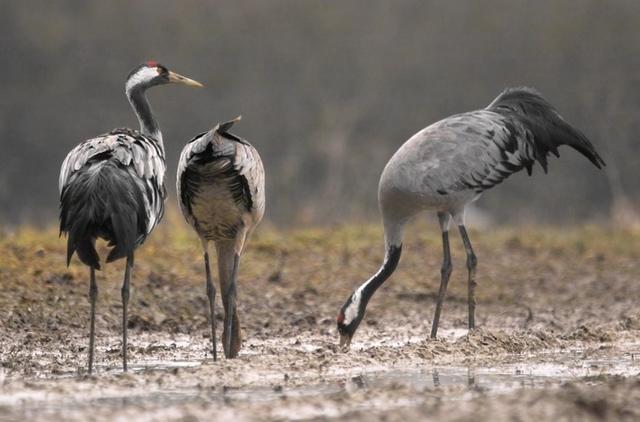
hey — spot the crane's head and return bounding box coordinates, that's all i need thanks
[337,289,366,351]
[125,61,204,94]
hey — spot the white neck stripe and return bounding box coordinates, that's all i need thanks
[342,253,389,326]
[125,67,159,95]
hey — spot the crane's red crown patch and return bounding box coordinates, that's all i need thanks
[146,60,158,67]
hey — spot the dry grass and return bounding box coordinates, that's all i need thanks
[2,215,640,341]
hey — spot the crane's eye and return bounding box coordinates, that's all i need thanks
[157,65,169,77]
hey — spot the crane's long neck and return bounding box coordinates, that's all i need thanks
[343,219,404,325]
[360,218,405,303]
[358,243,402,306]
[126,87,164,152]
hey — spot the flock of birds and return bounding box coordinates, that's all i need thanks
[58,62,604,373]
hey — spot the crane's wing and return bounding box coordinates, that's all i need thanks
[412,88,604,196]
[422,111,531,194]
[421,103,602,196]
[405,111,520,195]
[59,128,166,234]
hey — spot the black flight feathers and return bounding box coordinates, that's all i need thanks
[60,162,148,269]
[487,87,606,173]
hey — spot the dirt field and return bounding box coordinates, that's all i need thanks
[1,217,640,421]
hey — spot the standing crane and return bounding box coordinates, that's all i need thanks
[177,116,265,360]
[336,87,605,349]
[59,62,203,373]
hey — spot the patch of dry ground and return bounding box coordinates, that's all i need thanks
[1,217,640,420]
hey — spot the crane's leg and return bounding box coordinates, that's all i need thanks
[88,266,98,374]
[216,240,242,359]
[121,253,134,372]
[202,239,217,362]
[431,212,453,339]
[224,254,240,358]
[458,225,478,330]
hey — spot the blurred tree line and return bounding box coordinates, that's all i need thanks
[1,0,638,227]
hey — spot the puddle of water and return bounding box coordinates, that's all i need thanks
[347,356,637,397]
[109,360,203,373]
[3,343,639,418]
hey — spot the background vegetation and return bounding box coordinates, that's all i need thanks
[1,0,639,226]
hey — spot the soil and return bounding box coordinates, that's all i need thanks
[1,219,640,421]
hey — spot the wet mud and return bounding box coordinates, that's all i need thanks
[1,222,640,420]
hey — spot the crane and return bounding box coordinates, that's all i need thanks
[177,116,265,360]
[336,87,605,350]
[59,61,203,373]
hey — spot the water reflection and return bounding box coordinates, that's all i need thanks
[6,346,639,416]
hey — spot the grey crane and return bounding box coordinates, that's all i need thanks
[177,116,265,360]
[59,61,203,373]
[336,87,605,349]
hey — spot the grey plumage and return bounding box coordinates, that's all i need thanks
[59,129,166,269]
[379,88,605,216]
[178,119,264,241]
[337,87,605,348]
[178,116,265,360]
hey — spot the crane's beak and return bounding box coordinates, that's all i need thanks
[339,333,352,351]
[168,71,204,88]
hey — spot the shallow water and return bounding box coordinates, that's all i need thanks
[4,343,638,420]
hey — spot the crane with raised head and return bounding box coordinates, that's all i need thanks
[59,61,203,373]
[336,87,605,350]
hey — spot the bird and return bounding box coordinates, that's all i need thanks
[58,61,203,373]
[177,116,265,360]
[336,87,605,350]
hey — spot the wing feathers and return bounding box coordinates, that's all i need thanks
[177,119,265,241]
[435,89,604,195]
[59,128,166,267]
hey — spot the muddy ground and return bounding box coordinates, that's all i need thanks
[1,218,640,421]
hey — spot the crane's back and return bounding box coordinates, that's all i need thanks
[178,127,265,242]
[378,111,500,218]
[59,130,166,269]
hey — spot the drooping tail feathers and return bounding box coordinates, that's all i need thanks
[213,115,250,146]
[59,161,148,269]
[487,87,605,172]
[215,115,241,134]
